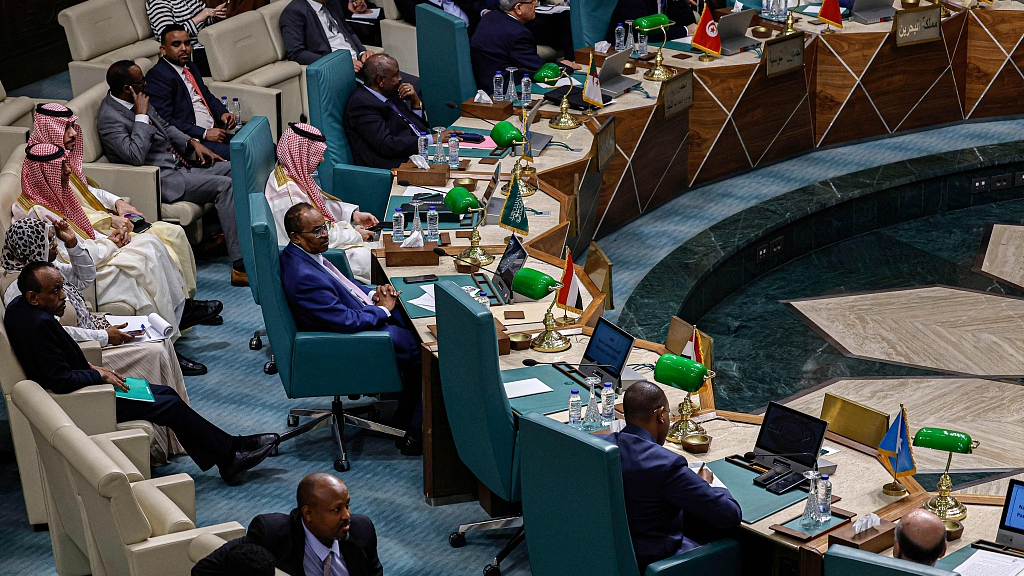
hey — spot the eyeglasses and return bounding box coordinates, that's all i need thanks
[300,224,329,237]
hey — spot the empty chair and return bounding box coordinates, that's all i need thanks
[378,0,419,76]
[0,80,58,167]
[415,4,477,128]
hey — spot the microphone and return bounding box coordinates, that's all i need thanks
[433,247,501,275]
[522,358,622,379]
[445,101,496,126]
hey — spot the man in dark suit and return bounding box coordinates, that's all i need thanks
[5,261,278,485]
[98,60,247,287]
[280,0,372,69]
[146,24,237,160]
[343,54,456,170]
[192,473,383,576]
[605,0,697,43]
[605,381,742,572]
[469,0,579,91]
[280,202,422,454]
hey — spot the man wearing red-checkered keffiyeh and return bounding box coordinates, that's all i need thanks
[28,102,199,298]
[264,123,378,283]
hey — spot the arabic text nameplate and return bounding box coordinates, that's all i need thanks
[893,3,941,48]
[764,32,805,79]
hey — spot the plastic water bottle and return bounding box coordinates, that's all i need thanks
[475,291,491,307]
[817,474,832,522]
[521,76,532,105]
[568,389,582,428]
[232,98,243,128]
[615,23,626,51]
[220,95,228,111]
[493,70,504,101]
[417,135,429,158]
[391,208,405,242]
[447,135,459,170]
[600,382,615,426]
[638,33,648,56]
[426,206,439,241]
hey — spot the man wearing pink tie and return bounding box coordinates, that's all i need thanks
[279,203,422,455]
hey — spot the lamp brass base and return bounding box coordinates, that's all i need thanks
[531,311,572,352]
[882,481,908,497]
[925,494,968,521]
[549,94,582,130]
[459,245,493,266]
[666,418,705,444]
[643,48,676,81]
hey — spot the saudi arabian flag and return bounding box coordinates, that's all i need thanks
[499,172,529,236]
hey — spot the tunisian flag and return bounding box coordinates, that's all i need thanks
[819,0,844,28]
[692,5,721,57]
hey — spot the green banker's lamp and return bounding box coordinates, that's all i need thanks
[491,120,538,197]
[442,186,492,265]
[511,267,571,352]
[912,427,979,521]
[634,14,676,81]
[534,62,582,130]
[654,353,714,444]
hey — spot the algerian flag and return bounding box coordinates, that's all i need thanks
[499,171,529,236]
[582,53,603,108]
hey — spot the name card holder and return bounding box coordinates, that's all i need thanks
[659,68,694,119]
[764,32,805,79]
[893,2,942,47]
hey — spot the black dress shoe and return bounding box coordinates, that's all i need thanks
[199,314,224,326]
[177,353,208,376]
[219,443,276,486]
[180,299,224,330]
[396,431,422,456]
[236,433,279,452]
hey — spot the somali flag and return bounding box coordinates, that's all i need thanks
[878,406,916,478]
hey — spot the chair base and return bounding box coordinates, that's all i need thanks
[449,517,524,575]
[279,396,404,471]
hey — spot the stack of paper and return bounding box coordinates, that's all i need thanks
[408,284,436,313]
[955,551,1024,576]
[104,313,173,342]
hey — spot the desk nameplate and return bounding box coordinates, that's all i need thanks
[893,3,942,48]
[765,32,805,79]
[659,68,694,119]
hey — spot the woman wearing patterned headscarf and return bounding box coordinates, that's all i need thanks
[265,123,378,283]
[14,143,187,340]
[1,217,190,464]
[28,102,198,298]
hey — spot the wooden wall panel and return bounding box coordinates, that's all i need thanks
[0,0,85,89]
[860,32,955,131]
[819,84,888,147]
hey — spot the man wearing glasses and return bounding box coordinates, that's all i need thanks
[469,0,579,91]
[279,202,423,456]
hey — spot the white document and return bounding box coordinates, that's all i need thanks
[954,551,1024,576]
[688,461,729,490]
[503,377,553,399]
[536,5,569,13]
[350,8,381,18]
[420,284,435,298]
[104,313,173,342]
[408,292,436,312]
[803,5,822,13]
[555,77,583,88]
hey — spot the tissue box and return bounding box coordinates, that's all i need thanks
[827,519,896,553]
[395,162,450,186]
[383,235,444,266]
[575,47,611,67]
[462,99,514,121]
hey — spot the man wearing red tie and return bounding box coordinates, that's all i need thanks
[146,24,237,160]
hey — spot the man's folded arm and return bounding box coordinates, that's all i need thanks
[289,277,390,333]
[664,463,743,530]
[99,114,158,166]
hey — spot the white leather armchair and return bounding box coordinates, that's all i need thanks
[378,0,419,76]
[0,80,68,168]
[59,0,161,97]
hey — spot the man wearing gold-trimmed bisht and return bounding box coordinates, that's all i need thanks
[264,123,377,283]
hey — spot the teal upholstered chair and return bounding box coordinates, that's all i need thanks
[249,193,404,471]
[305,50,394,220]
[230,116,276,306]
[824,545,958,576]
[416,4,477,128]
[434,281,525,576]
[519,412,743,576]
[570,0,619,50]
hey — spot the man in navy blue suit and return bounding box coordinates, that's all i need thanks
[606,382,742,572]
[145,25,236,160]
[279,202,422,455]
[469,0,579,91]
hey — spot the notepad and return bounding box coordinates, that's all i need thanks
[503,378,553,399]
[115,377,156,402]
[350,8,381,19]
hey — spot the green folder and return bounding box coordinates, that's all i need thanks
[115,377,156,402]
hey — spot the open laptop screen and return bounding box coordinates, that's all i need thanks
[491,235,528,303]
[755,402,828,469]
[999,480,1024,536]
[582,317,635,378]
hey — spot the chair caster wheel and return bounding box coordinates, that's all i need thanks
[334,458,350,472]
[449,532,466,548]
[287,415,299,427]
[483,564,500,576]
[249,337,262,350]
[264,361,277,375]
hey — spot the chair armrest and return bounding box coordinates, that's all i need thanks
[132,479,195,536]
[139,473,197,525]
[645,538,741,576]
[82,163,162,222]
[292,332,404,394]
[127,522,246,575]
[78,339,103,365]
[0,126,29,167]
[51,385,118,436]
[206,82,283,140]
[91,429,151,482]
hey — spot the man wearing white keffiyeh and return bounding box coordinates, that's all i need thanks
[264,123,378,283]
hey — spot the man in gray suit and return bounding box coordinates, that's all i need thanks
[98,60,247,287]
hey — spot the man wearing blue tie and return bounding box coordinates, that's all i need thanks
[279,202,422,455]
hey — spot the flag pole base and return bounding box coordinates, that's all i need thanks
[554,313,577,326]
[822,23,837,34]
[697,52,716,62]
[882,481,908,497]
[500,161,537,197]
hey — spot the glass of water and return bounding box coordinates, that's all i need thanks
[432,127,447,164]
[505,67,519,104]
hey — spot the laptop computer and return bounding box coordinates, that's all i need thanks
[996,479,1024,549]
[718,9,760,56]
[578,318,637,385]
[490,235,528,304]
[851,0,895,24]
[598,49,642,97]
[752,401,829,474]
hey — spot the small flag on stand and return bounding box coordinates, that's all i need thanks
[556,248,584,314]
[819,0,844,28]
[692,5,722,57]
[682,327,705,366]
[582,53,604,108]
[878,405,917,478]
[499,172,529,236]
